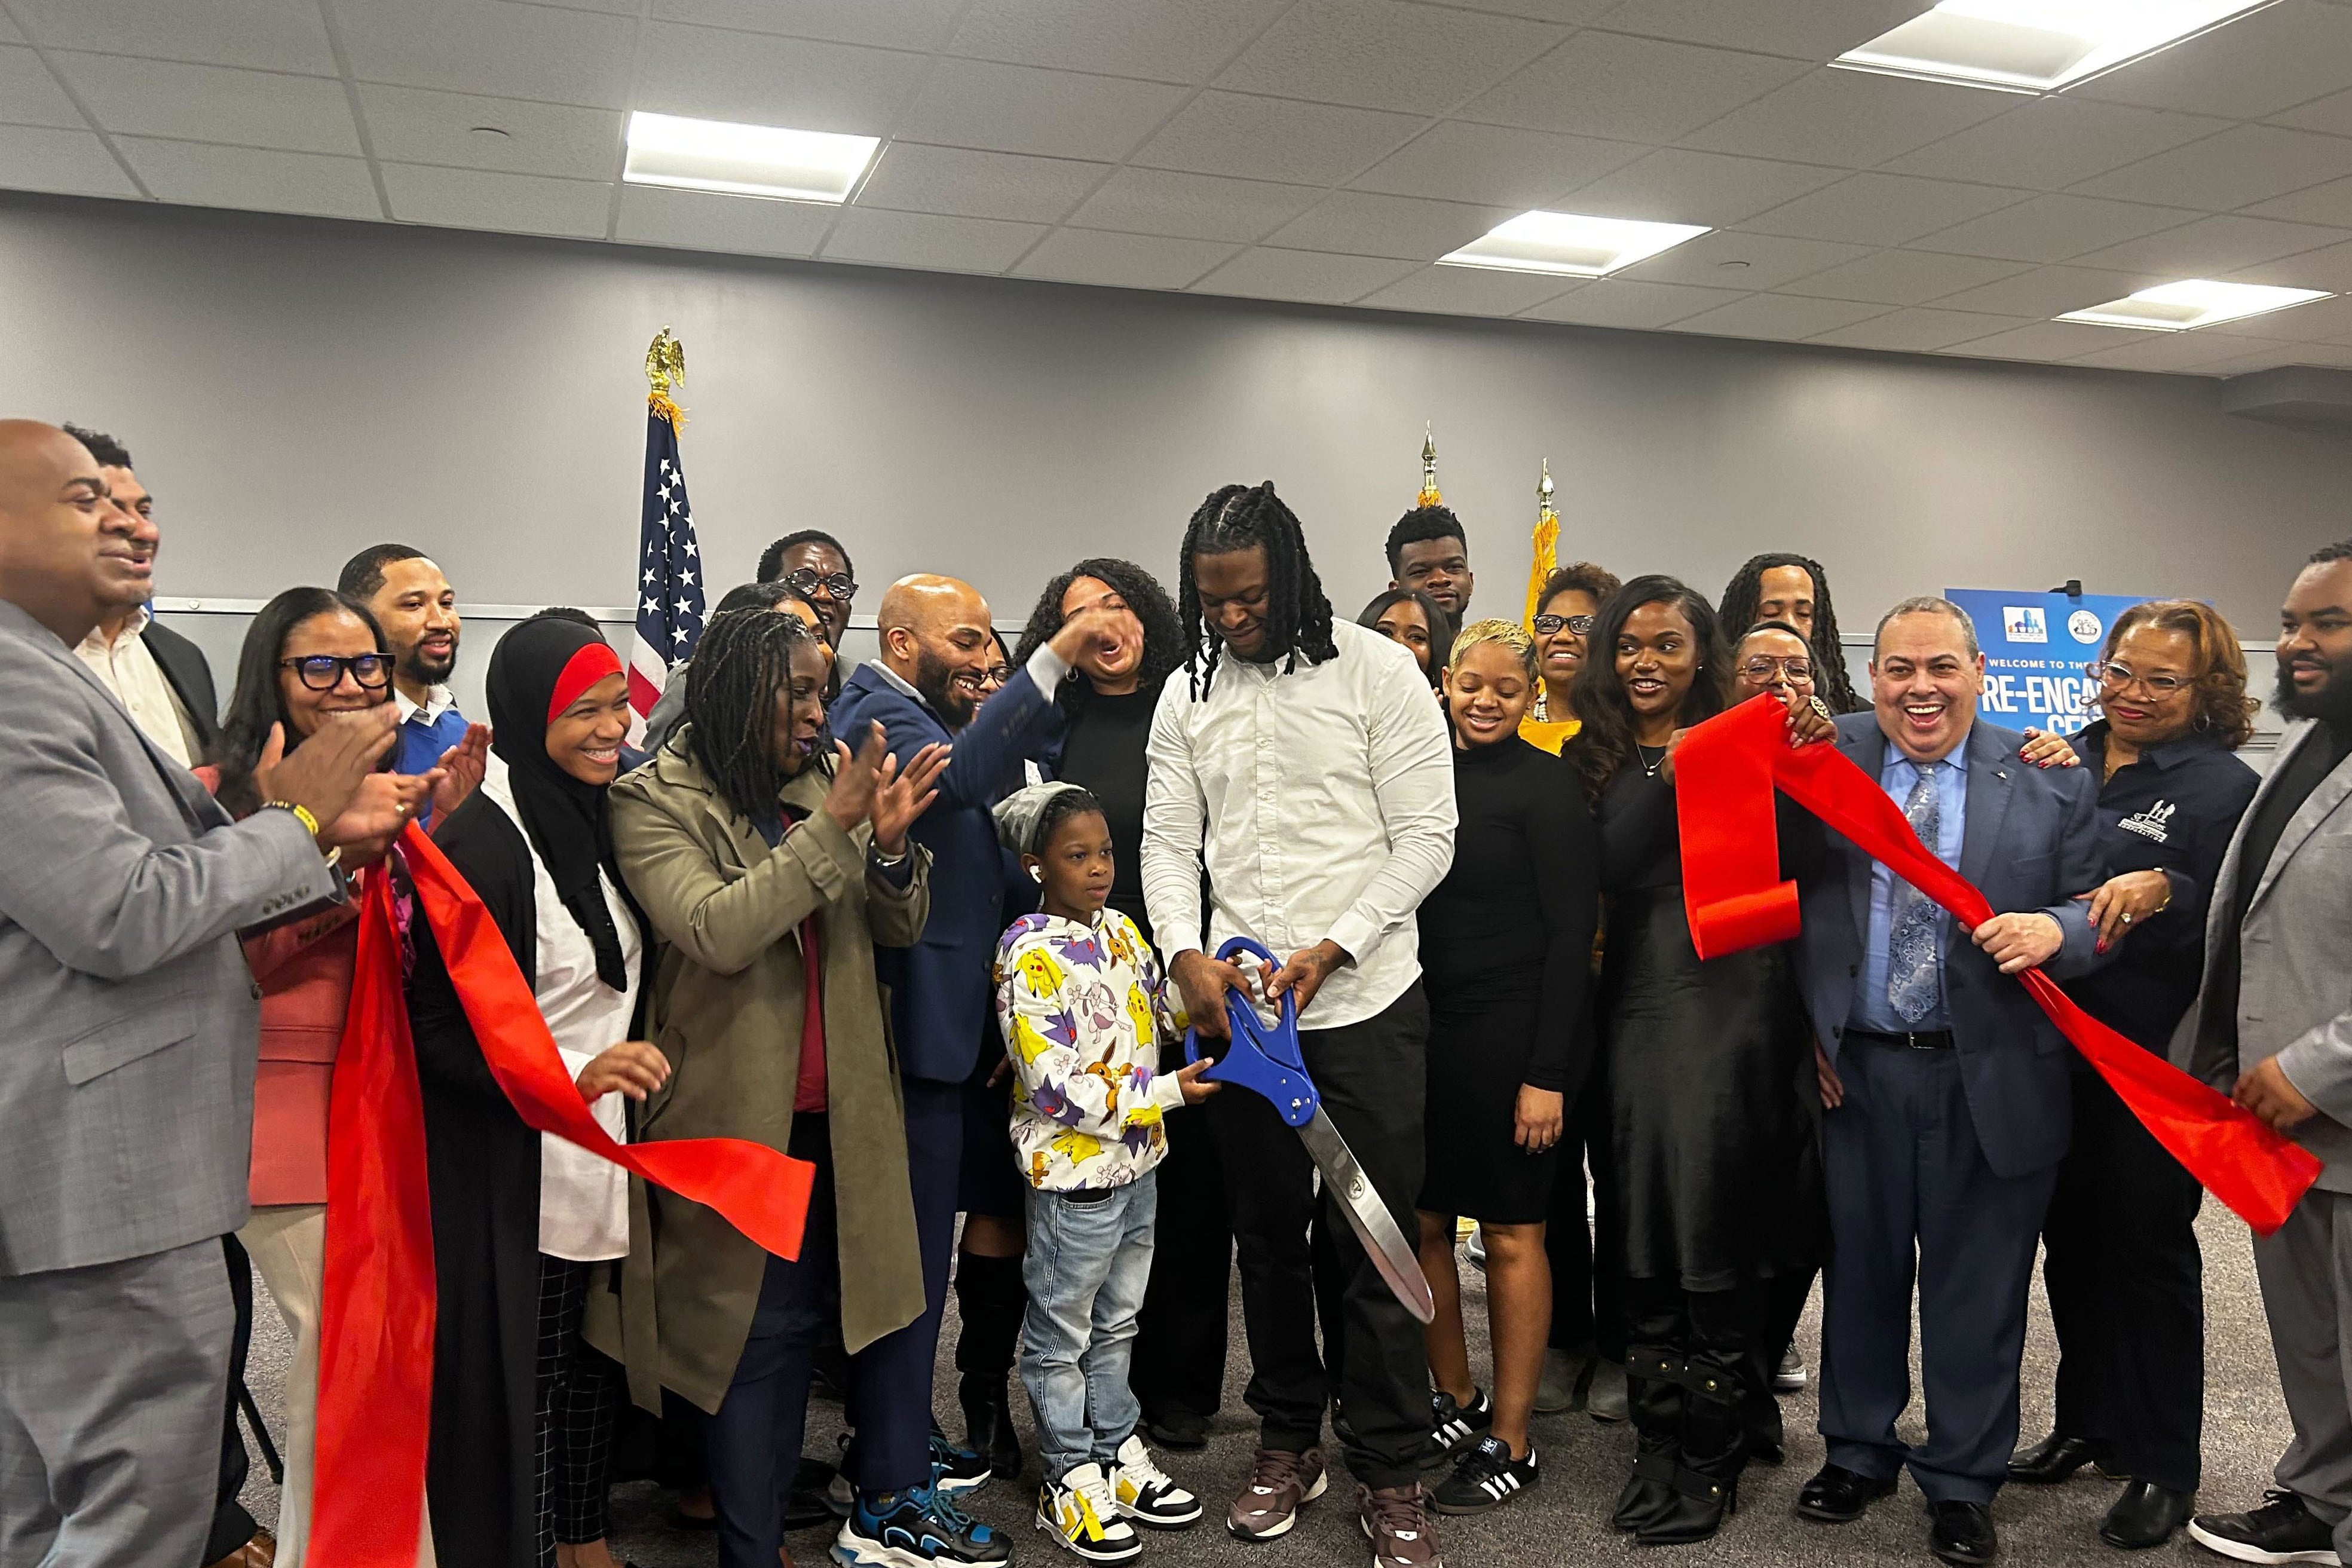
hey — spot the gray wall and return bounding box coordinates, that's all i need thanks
[5,190,2345,676]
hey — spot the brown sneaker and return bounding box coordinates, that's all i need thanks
[1227,1446,1328,1540]
[1359,1482,1443,1568]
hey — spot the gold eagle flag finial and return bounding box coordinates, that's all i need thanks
[645,327,687,430]
[1417,422,1442,507]
[1525,457,1560,632]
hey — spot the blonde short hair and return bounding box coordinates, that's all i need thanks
[1447,617,1536,677]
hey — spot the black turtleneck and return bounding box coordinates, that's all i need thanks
[1055,686,1158,940]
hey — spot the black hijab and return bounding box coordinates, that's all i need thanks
[486,615,639,991]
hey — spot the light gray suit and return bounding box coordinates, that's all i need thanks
[0,598,339,1567]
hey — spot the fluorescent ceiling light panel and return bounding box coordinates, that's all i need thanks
[1832,0,2275,93]
[623,111,878,203]
[1438,211,1710,278]
[2056,278,2330,331]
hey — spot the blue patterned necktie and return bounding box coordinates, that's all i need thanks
[1888,763,1943,1025]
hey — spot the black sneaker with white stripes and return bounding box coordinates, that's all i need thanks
[1423,1388,1492,1469]
[1432,1435,1538,1515]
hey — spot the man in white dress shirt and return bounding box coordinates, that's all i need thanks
[1142,482,1457,1568]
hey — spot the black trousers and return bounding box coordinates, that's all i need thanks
[1130,1100,1233,1423]
[203,1235,260,1564]
[1207,984,1429,1489]
[1547,1068,1626,1361]
[534,1257,623,1559]
[2041,1068,2205,1491]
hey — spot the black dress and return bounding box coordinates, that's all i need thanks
[1417,737,1598,1223]
[1594,762,1818,1293]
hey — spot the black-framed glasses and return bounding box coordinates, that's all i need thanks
[783,567,858,601]
[1532,613,1595,635]
[2087,659,2190,697]
[1738,656,1815,682]
[280,653,391,691]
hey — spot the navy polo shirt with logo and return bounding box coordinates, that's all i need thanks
[2063,719,2259,1054]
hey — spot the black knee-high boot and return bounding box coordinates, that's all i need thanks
[954,1251,1027,1478]
[1612,1287,1689,1533]
[1637,1292,1754,1546]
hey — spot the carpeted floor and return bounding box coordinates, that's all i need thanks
[236,1202,2290,1567]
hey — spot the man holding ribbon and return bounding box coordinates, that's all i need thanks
[1787,595,2106,1568]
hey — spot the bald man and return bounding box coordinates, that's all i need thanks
[0,422,405,1566]
[827,578,1121,1518]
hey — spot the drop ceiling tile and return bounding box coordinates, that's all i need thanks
[1662,292,1888,340]
[380,162,613,238]
[2075,0,2352,121]
[1609,230,1870,289]
[951,0,1288,81]
[1804,308,2038,354]
[338,0,639,109]
[1466,31,1805,143]
[1130,92,1424,185]
[117,137,380,219]
[1911,194,2201,265]
[895,59,1187,161]
[1350,121,1642,207]
[1886,99,2230,192]
[1066,166,1324,242]
[1217,0,1566,117]
[0,16,16,43]
[0,45,80,129]
[356,85,622,180]
[856,144,1108,223]
[1515,277,1747,327]
[0,124,139,197]
[2072,214,2352,274]
[8,0,335,75]
[1678,68,2014,169]
[1012,228,1239,288]
[613,183,836,255]
[1740,173,2028,248]
[1943,320,2158,363]
[2246,174,2352,228]
[2276,88,2352,139]
[2225,237,2352,290]
[1930,265,2165,318]
[1587,0,1924,59]
[820,207,1046,273]
[1776,249,2029,307]
[2068,333,2293,374]
[648,0,967,51]
[2074,125,2352,213]
[1419,0,1619,19]
[633,23,925,136]
[1357,262,1580,316]
[1188,246,1420,304]
[1263,190,1514,260]
[1551,147,1845,226]
[51,55,360,156]
[2213,340,2352,370]
[2198,292,2352,340]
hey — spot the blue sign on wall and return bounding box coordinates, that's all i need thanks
[1944,587,2149,736]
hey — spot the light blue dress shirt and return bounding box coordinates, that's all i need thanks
[1849,746,1969,1033]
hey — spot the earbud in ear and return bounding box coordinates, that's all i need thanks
[1028,866,1043,882]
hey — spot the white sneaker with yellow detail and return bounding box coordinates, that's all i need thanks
[1110,1435,1202,1529]
[1038,1463,1142,1564]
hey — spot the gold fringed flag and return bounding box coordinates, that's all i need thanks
[1417,423,1442,507]
[1524,458,1559,630]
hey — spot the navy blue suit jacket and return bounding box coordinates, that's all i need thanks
[1794,714,2108,1177]
[832,660,1056,1084]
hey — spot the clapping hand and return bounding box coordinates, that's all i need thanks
[321,770,437,865]
[433,724,492,817]
[252,706,399,832]
[871,742,951,855]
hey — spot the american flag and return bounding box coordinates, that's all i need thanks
[627,405,705,743]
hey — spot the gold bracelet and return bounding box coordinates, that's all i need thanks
[265,800,321,838]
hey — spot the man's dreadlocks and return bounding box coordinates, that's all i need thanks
[1175,481,1337,698]
[681,607,832,823]
[1719,551,1863,714]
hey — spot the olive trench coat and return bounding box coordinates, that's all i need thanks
[591,738,931,1415]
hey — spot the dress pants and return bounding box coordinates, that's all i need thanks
[2040,1067,2204,1492]
[1207,984,1430,1490]
[206,1233,262,1564]
[857,1076,963,1490]
[2254,1188,2352,1563]
[1129,1101,1232,1426]
[1547,1071,1627,1362]
[1818,1039,2057,1505]
[0,1237,232,1568]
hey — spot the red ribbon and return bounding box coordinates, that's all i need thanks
[1677,694,2321,1236]
[310,823,817,1566]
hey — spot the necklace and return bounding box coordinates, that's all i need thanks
[1636,742,1668,778]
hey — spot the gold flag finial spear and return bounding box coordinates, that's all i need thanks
[1538,457,1556,525]
[1417,422,1442,507]
[645,327,687,429]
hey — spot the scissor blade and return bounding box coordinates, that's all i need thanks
[1297,1108,1435,1324]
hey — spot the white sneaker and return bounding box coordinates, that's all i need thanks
[1039,1463,1143,1563]
[1111,1434,1202,1529]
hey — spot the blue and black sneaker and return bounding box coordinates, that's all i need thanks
[834,1478,1014,1568]
[930,1422,993,1496]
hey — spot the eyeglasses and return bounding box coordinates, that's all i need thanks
[2087,659,2191,697]
[983,664,1013,686]
[1532,614,1595,636]
[783,567,858,601]
[280,653,392,691]
[1738,656,1815,682]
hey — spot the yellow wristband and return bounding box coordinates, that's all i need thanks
[265,800,321,839]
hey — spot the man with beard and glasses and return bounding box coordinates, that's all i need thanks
[339,543,485,823]
[830,575,1126,1479]
[2184,541,2352,1568]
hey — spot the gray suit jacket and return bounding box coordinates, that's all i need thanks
[1794,714,2107,1178]
[2179,717,2352,1190]
[0,599,339,1276]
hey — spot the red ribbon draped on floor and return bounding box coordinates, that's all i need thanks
[1676,694,2320,1237]
[310,823,817,1567]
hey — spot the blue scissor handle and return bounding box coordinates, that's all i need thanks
[1182,936,1320,1128]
